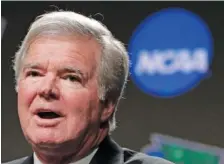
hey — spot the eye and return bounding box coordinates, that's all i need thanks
[26,70,41,77]
[63,75,81,82]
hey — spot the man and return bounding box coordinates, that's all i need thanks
[5,11,173,164]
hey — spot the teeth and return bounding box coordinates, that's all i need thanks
[38,112,60,119]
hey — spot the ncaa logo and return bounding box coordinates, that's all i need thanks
[128,8,213,98]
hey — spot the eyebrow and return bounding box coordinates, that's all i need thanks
[22,63,84,78]
[22,63,42,70]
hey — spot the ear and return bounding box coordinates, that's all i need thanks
[100,99,116,123]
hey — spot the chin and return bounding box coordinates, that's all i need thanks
[26,129,65,147]
[28,132,83,157]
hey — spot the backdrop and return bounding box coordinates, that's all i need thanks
[2,1,224,162]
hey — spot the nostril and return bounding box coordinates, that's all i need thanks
[49,92,58,99]
[39,91,58,100]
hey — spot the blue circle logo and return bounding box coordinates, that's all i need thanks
[128,7,213,98]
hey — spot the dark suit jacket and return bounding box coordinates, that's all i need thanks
[4,136,174,164]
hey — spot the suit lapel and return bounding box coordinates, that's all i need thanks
[90,136,123,164]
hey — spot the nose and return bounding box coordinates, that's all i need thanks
[38,74,59,101]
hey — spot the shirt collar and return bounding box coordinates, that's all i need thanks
[34,148,98,164]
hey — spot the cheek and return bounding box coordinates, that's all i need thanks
[63,89,90,114]
[17,81,38,111]
[62,87,100,123]
[17,81,38,132]
[60,90,92,137]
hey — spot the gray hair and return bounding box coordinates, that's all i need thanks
[13,11,129,132]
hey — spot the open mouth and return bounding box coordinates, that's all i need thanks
[37,111,61,119]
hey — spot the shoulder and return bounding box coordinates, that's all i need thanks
[2,157,29,164]
[123,148,174,164]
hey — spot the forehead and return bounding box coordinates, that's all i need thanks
[24,35,101,72]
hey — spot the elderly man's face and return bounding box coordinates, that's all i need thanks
[17,35,110,153]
